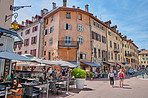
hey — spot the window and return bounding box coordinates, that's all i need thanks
[45,41,46,46]
[44,51,46,56]
[115,54,117,60]
[51,15,53,22]
[141,61,143,63]
[111,52,113,60]
[25,29,30,35]
[31,36,37,45]
[99,34,101,42]
[46,19,48,24]
[102,36,106,43]
[147,58,148,60]
[17,52,22,55]
[114,42,117,49]
[64,23,71,30]
[98,49,101,58]
[49,38,53,45]
[143,58,145,60]
[143,54,144,57]
[66,13,70,19]
[48,52,51,60]
[78,24,83,32]
[80,53,87,59]
[21,32,23,36]
[118,44,119,49]
[144,61,146,63]
[32,26,38,32]
[116,36,118,40]
[108,51,110,60]
[49,26,54,33]
[91,31,94,39]
[78,14,82,20]
[146,54,148,56]
[108,31,111,36]
[95,33,98,40]
[24,39,29,46]
[110,41,112,48]
[94,48,97,57]
[65,36,71,46]
[30,49,36,57]
[118,54,120,61]
[77,36,83,44]
[25,51,27,54]
[45,29,48,35]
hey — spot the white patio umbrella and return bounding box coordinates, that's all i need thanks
[0,51,31,61]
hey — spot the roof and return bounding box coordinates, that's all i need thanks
[81,61,101,67]
[0,27,23,43]
[139,50,148,54]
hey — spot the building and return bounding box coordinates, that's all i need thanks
[139,50,148,68]
[0,0,22,76]
[14,10,46,58]
[0,0,14,29]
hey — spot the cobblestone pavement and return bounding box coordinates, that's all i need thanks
[46,76,148,98]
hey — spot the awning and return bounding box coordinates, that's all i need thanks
[0,27,23,43]
[0,51,31,61]
[103,61,115,66]
[81,61,101,67]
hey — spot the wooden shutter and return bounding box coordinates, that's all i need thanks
[31,37,33,44]
[30,50,32,55]
[24,39,26,46]
[68,24,71,30]
[34,49,36,57]
[49,28,51,33]
[64,23,66,30]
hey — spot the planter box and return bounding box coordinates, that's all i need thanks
[76,78,85,89]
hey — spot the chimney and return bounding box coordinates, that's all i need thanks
[52,2,56,9]
[125,36,127,40]
[40,10,43,17]
[95,16,97,18]
[43,9,48,15]
[32,17,35,22]
[85,4,89,12]
[22,21,24,26]
[77,7,80,9]
[117,30,119,33]
[63,0,67,7]
[72,5,75,8]
[104,20,111,27]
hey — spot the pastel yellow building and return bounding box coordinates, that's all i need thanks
[139,50,148,68]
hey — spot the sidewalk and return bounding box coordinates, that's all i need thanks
[43,77,148,98]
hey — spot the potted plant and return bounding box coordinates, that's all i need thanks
[90,72,94,80]
[71,67,86,89]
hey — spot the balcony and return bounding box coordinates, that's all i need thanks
[114,48,120,53]
[125,53,132,57]
[58,41,79,48]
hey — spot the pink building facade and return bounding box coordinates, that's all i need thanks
[14,15,43,57]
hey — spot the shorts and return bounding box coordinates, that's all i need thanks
[62,76,65,78]
[120,78,124,79]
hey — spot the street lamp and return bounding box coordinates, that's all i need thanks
[11,20,18,30]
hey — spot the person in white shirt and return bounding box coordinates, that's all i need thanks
[108,70,115,88]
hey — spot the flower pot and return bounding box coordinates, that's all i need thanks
[76,78,85,89]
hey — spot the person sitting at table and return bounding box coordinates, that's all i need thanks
[61,69,66,78]
[2,72,11,81]
[8,79,22,98]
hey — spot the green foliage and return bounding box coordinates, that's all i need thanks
[90,72,94,78]
[71,67,86,78]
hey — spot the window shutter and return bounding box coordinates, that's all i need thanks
[35,36,37,44]
[31,37,33,44]
[64,23,66,30]
[24,39,26,46]
[82,25,83,31]
[49,28,51,33]
[68,24,71,30]
[34,49,36,57]
[43,30,45,35]
[78,24,79,31]
[30,50,32,55]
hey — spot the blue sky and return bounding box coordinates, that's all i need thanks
[14,0,148,49]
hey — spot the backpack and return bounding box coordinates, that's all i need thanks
[119,72,123,78]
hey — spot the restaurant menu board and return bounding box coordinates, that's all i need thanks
[3,59,11,75]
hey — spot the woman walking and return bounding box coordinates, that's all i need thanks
[108,70,115,88]
[118,69,125,88]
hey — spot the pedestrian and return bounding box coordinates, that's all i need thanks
[61,69,66,78]
[108,70,115,88]
[118,69,125,88]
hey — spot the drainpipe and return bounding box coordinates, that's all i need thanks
[89,17,93,62]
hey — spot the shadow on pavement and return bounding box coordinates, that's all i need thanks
[123,87,132,89]
[123,84,130,86]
